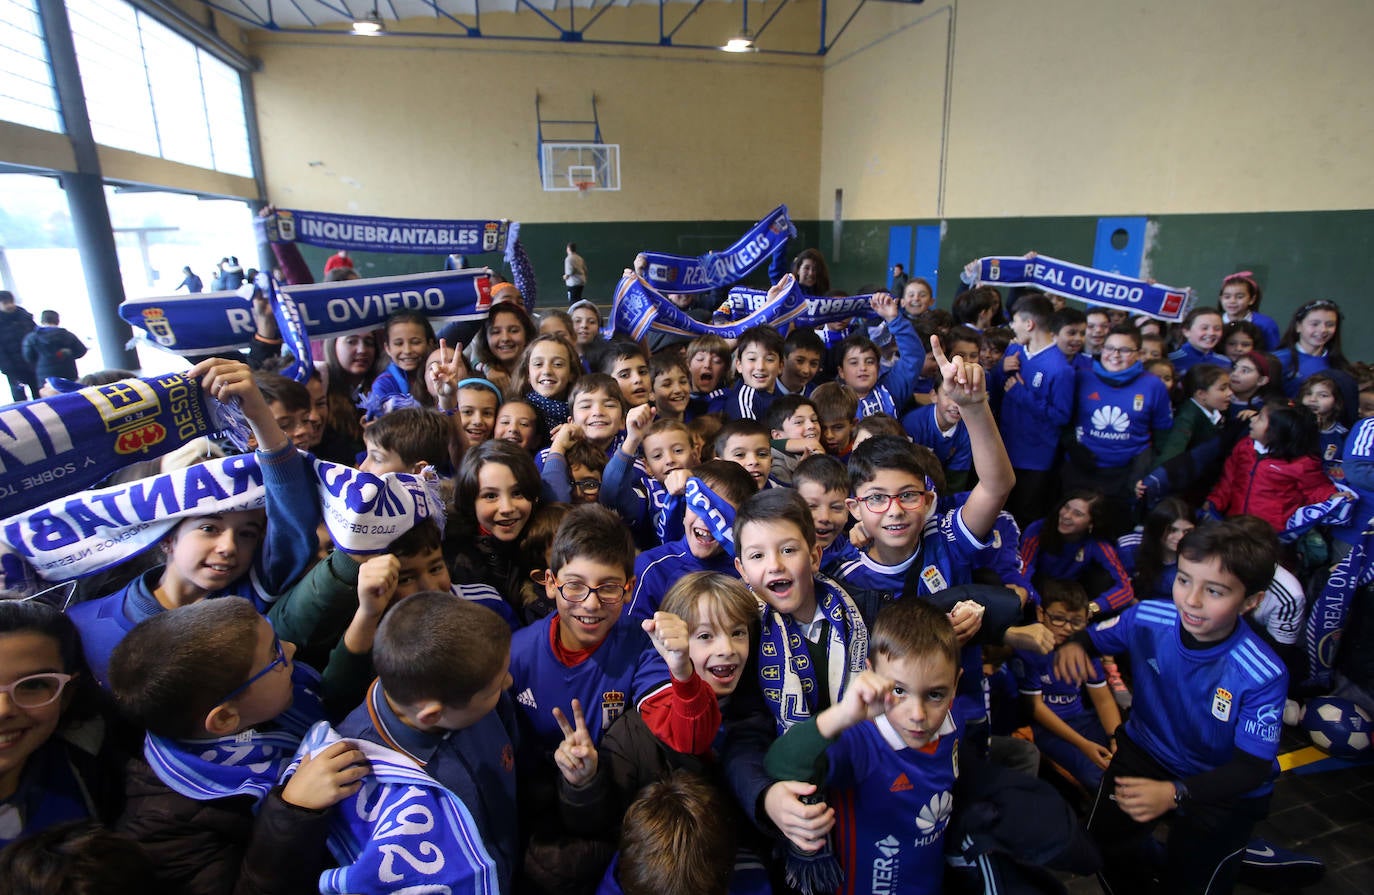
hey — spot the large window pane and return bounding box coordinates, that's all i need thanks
[0,0,61,132]
[69,0,159,155]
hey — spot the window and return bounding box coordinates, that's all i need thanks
[0,0,61,132]
[67,0,253,177]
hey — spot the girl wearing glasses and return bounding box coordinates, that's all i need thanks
[0,600,124,847]
[1019,491,1135,619]
[1274,299,1351,397]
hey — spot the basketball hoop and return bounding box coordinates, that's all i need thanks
[574,181,594,198]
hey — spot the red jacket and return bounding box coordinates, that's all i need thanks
[1206,437,1338,530]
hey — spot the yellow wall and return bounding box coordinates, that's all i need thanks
[247,6,825,222]
[820,0,1374,219]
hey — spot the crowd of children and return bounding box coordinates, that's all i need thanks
[1,250,1370,895]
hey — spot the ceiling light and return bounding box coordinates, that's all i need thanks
[352,10,384,35]
[721,31,757,53]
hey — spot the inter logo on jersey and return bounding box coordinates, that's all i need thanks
[1212,687,1233,721]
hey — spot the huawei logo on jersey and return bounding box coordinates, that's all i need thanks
[1091,406,1131,433]
[915,791,953,835]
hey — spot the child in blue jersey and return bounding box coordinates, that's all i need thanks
[369,311,437,406]
[1065,325,1173,523]
[1219,272,1281,351]
[716,419,775,490]
[833,334,1015,604]
[67,359,318,687]
[1273,299,1347,396]
[794,453,857,569]
[765,597,962,895]
[901,378,973,494]
[997,295,1076,526]
[600,409,698,547]
[766,394,824,485]
[538,374,626,478]
[1020,491,1135,618]
[1300,372,1349,480]
[778,327,825,397]
[1169,307,1231,376]
[1049,306,1090,373]
[356,406,453,475]
[337,591,517,895]
[834,292,925,419]
[726,326,785,422]
[109,598,368,895]
[1011,579,1122,792]
[509,504,720,759]
[686,334,731,420]
[1055,519,1288,895]
[649,354,691,421]
[628,461,755,622]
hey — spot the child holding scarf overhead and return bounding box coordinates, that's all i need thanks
[66,359,319,687]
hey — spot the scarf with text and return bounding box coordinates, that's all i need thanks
[0,372,249,518]
[611,274,820,341]
[639,205,795,292]
[962,255,1196,322]
[757,575,868,735]
[287,721,500,895]
[121,269,496,355]
[0,456,443,585]
[715,288,880,328]
[1305,526,1374,690]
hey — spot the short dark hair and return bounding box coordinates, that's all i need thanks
[570,372,628,411]
[946,324,982,351]
[565,438,608,473]
[1085,306,1111,322]
[1038,578,1089,614]
[0,821,156,895]
[619,771,735,895]
[1182,362,1228,397]
[598,339,650,374]
[1177,517,1277,597]
[39,310,59,325]
[847,434,926,491]
[868,596,959,670]
[714,419,770,458]
[548,503,635,577]
[765,395,819,432]
[1010,294,1054,328]
[811,381,858,422]
[1259,396,1319,461]
[853,414,905,441]
[693,459,757,507]
[951,285,1002,327]
[366,407,454,468]
[388,517,442,559]
[735,325,786,359]
[783,327,825,357]
[374,591,512,708]
[793,453,850,496]
[1104,323,1142,349]
[109,598,261,739]
[733,487,816,549]
[1048,307,1087,333]
[836,332,879,366]
[253,372,311,414]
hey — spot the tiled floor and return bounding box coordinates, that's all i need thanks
[1060,728,1374,894]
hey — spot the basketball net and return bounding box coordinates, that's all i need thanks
[574,181,594,199]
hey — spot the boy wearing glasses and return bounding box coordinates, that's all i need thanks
[1011,579,1122,792]
[108,598,369,895]
[1064,325,1173,523]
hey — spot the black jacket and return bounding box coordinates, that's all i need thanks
[22,325,87,381]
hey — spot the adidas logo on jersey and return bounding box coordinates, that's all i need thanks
[890,773,913,792]
[516,688,538,709]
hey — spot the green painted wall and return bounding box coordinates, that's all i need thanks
[294,210,1374,347]
[821,211,1374,347]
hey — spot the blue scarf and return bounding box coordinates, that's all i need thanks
[757,576,868,734]
[1091,359,1143,387]
[856,384,897,419]
[611,274,814,341]
[682,477,737,556]
[963,255,1195,322]
[523,390,569,441]
[142,666,324,806]
[288,721,500,895]
[0,371,249,518]
[716,288,880,328]
[640,205,795,292]
[267,276,313,383]
[1305,527,1374,690]
[261,209,519,263]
